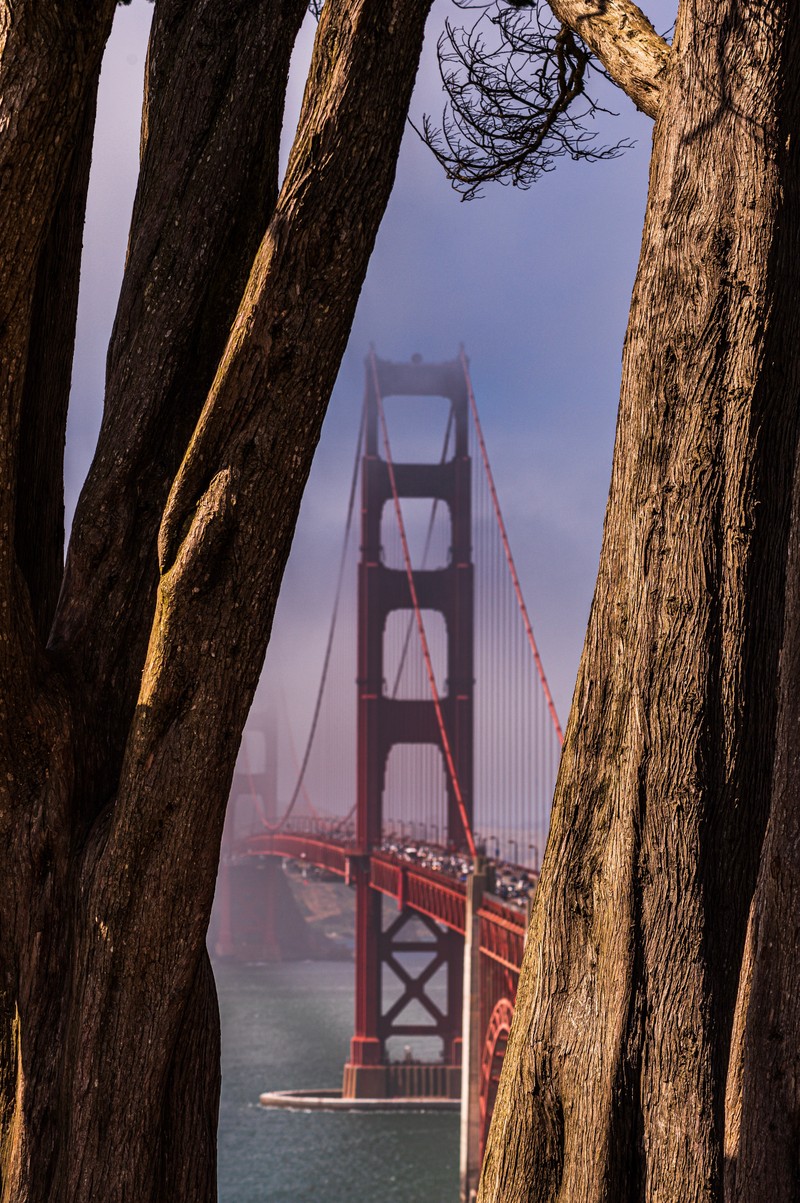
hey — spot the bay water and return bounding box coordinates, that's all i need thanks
[216,959,460,1203]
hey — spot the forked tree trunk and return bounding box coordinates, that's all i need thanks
[479,3,800,1201]
[0,0,434,1199]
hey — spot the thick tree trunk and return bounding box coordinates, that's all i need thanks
[478,3,800,1201]
[1,0,434,1199]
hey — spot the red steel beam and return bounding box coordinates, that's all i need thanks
[243,832,350,877]
[239,835,528,975]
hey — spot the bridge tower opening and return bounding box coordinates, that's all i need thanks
[343,354,474,1099]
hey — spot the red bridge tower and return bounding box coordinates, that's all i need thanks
[343,354,474,1098]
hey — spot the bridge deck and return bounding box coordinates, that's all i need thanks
[239,833,527,973]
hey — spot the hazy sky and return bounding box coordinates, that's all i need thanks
[68,1,676,800]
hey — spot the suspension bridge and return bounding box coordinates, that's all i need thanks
[212,350,563,1201]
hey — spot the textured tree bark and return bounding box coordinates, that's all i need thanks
[725,376,800,1200]
[0,0,434,1198]
[0,1,116,616]
[0,6,116,1193]
[15,79,99,641]
[478,2,800,1201]
[53,0,307,826]
[547,0,669,118]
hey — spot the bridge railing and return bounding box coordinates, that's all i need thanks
[371,851,467,933]
[240,831,351,878]
[477,893,526,974]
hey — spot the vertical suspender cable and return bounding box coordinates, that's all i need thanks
[460,347,563,748]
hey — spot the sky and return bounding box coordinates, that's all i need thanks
[67,0,677,804]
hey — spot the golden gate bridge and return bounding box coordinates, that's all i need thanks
[213,350,563,1201]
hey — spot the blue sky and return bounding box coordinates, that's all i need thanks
[68,1,676,798]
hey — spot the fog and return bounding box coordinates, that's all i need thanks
[67,0,677,810]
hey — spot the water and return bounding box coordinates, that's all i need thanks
[216,959,460,1202]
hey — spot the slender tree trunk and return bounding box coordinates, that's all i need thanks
[0,11,115,1196]
[0,1,115,618]
[479,3,800,1200]
[15,77,99,640]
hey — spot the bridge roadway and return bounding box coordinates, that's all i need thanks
[239,831,528,977]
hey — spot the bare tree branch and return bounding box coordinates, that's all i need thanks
[423,3,633,197]
[549,0,670,117]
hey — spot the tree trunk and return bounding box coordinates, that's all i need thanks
[15,77,99,641]
[0,0,116,620]
[0,0,434,1198]
[725,351,800,1200]
[478,3,800,1201]
[53,0,307,825]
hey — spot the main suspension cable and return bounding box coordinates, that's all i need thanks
[267,401,366,831]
